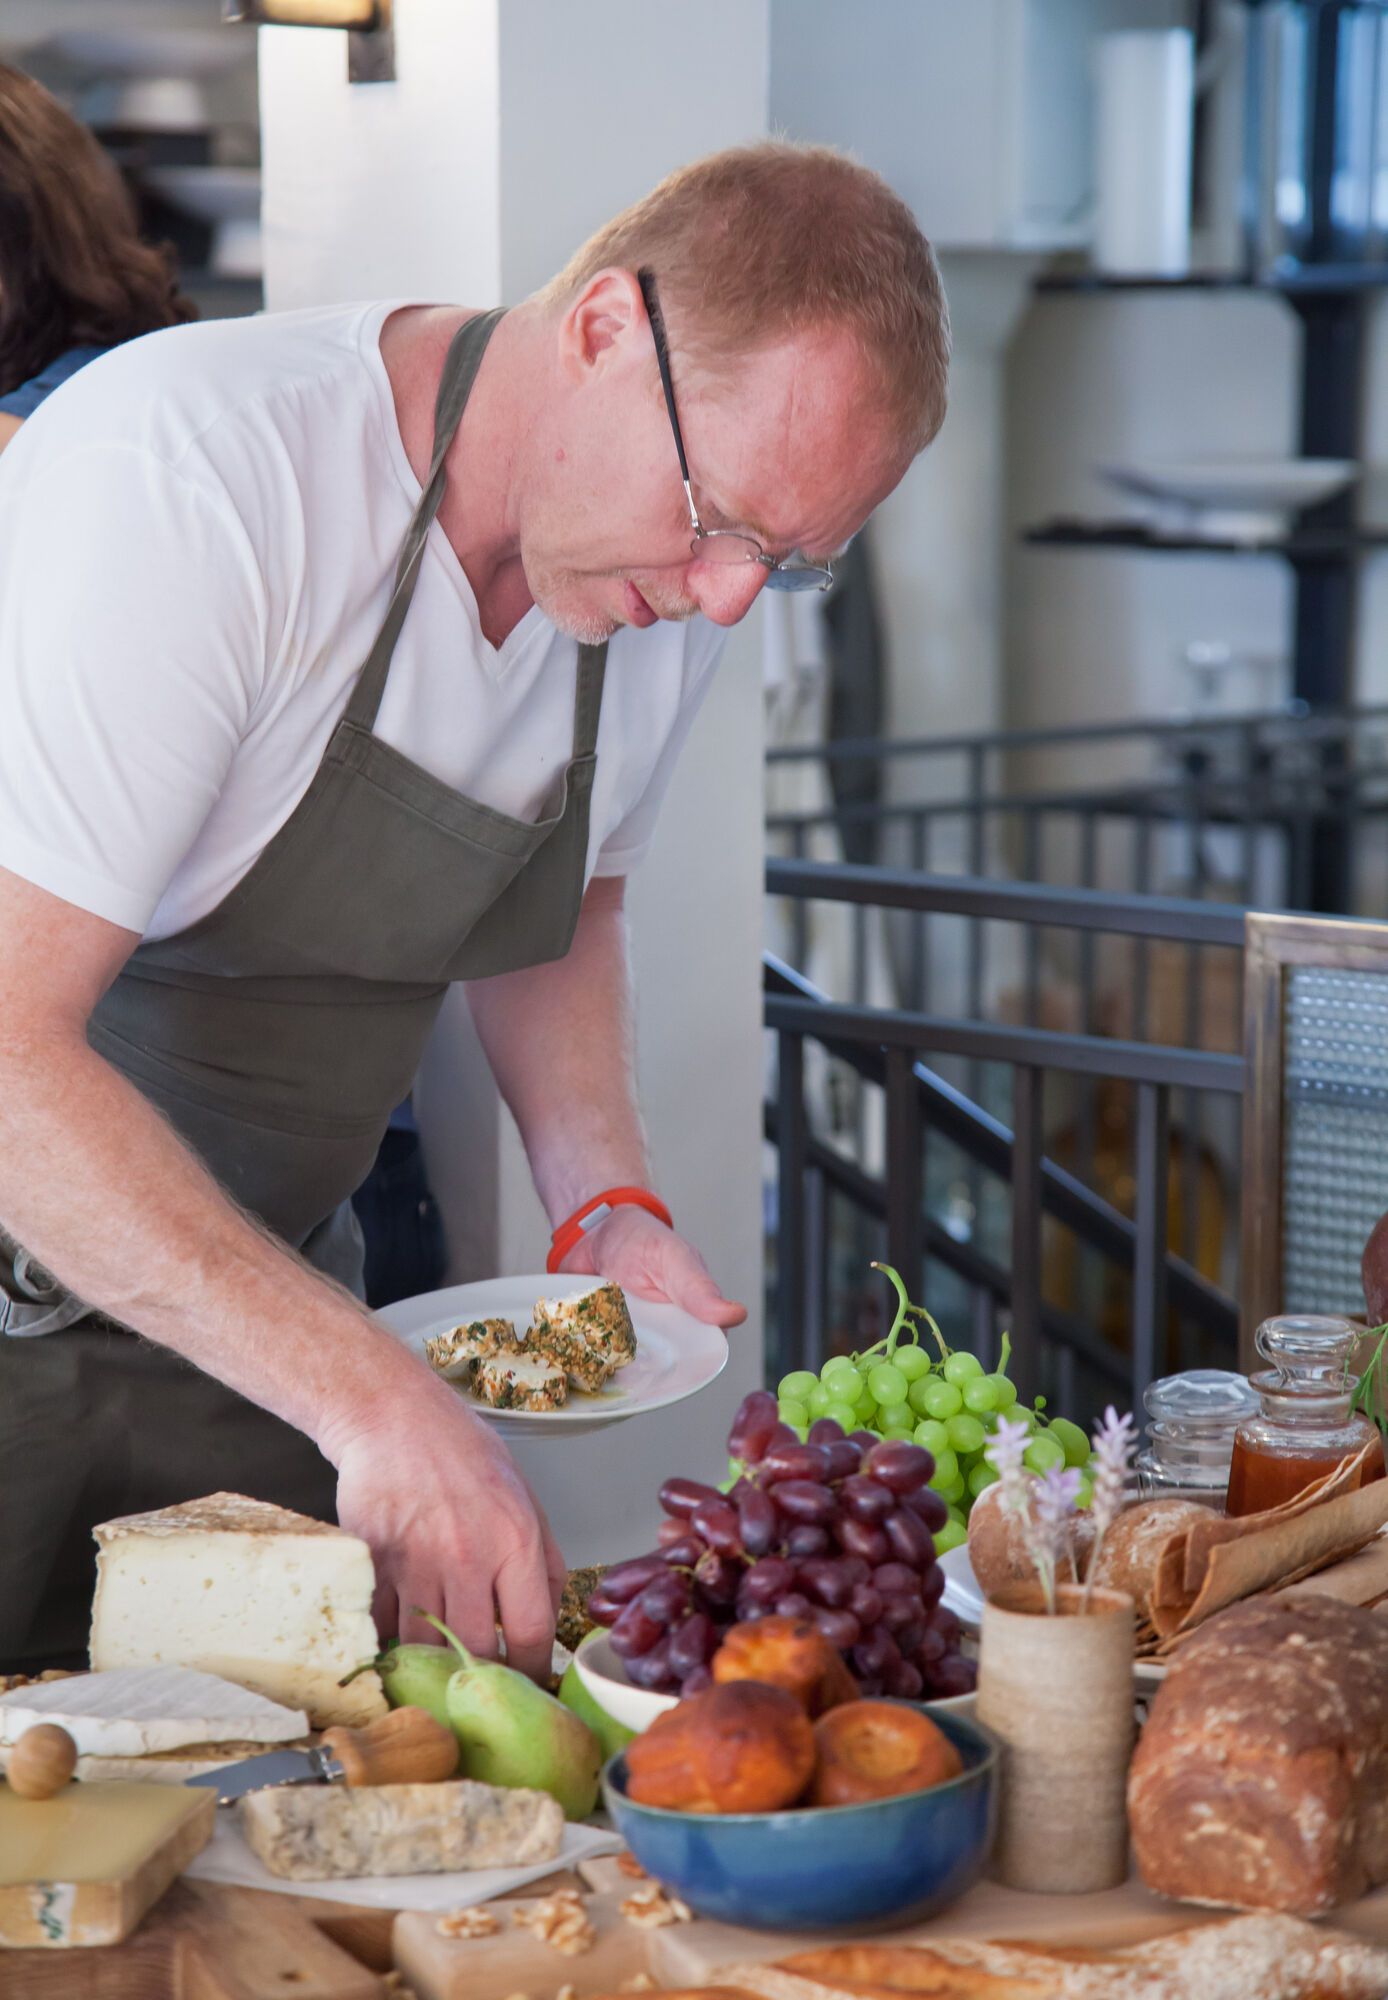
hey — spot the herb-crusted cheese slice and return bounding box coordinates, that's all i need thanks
[473,1352,568,1412]
[238,1779,564,1879]
[531,1282,637,1378]
[424,1317,518,1381]
[88,1493,386,1729]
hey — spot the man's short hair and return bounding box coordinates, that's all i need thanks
[542,140,950,456]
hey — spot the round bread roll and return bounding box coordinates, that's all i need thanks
[966,1478,1095,1601]
[1087,1495,1212,1620]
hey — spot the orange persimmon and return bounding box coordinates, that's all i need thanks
[808,1700,962,1808]
[625,1680,815,1814]
[711,1616,859,1717]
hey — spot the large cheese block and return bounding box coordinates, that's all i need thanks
[88,1493,386,1728]
[237,1778,564,1880]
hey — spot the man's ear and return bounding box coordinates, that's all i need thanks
[557,267,645,381]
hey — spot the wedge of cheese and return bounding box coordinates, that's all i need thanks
[238,1779,564,1879]
[88,1493,386,1729]
[0,1665,309,1757]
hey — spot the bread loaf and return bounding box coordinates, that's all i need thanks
[715,1914,1388,1998]
[1087,1497,1212,1621]
[966,1479,1094,1600]
[1129,1595,1388,1915]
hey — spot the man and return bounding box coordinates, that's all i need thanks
[0,141,949,1679]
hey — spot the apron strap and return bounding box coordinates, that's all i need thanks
[572,642,607,760]
[347,308,508,732]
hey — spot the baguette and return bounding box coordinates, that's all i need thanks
[716,1913,1388,1998]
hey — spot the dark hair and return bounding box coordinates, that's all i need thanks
[0,63,196,397]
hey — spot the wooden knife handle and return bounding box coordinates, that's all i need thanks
[320,1706,459,1786]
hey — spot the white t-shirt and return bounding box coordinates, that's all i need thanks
[0,302,725,942]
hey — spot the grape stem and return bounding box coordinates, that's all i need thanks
[868,1262,950,1366]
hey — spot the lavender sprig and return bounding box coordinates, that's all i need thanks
[984,1418,1082,1614]
[1082,1406,1137,1610]
[1030,1466,1083,1613]
[984,1415,1031,1516]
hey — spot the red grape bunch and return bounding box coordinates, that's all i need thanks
[584,1390,975,1703]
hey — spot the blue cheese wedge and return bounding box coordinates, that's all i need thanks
[474,1351,568,1412]
[424,1318,519,1382]
[237,1778,564,1879]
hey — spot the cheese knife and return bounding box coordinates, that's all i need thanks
[186,1704,459,1803]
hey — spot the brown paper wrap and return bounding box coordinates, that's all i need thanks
[1152,1471,1388,1652]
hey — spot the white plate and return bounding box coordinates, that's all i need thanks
[377,1275,728,1439]
[1098,457,1357,540]
[939,1545,1165,1692]
[574,1629,978,1734]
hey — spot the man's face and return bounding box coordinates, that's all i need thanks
[522,276,914,645]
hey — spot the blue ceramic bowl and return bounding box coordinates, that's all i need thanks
[602,1706,998,1933]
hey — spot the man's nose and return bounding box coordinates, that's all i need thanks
[688,557,769,627]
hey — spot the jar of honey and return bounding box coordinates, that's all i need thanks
[1226,1315,1384,1518]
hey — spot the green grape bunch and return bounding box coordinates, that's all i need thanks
[775,1263,1097,1560]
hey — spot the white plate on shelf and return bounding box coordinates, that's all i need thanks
[574,1629,977,1734]
[939,1545,1165,1693]
[377,1275,727,1440]
[1098,457,1357,540]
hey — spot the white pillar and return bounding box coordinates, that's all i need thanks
[259,0,770,1563]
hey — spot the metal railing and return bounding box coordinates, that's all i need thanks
[764,858,1246,1421]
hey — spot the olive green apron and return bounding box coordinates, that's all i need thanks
[0,308,608,1668]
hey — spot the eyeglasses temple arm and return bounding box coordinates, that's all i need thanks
[637,267,698,528]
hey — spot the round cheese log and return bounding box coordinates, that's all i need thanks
[967,1478,1095,1601]
[1087,1497,1212,1622]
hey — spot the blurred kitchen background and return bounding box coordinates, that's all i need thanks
[9,0,1388,1535]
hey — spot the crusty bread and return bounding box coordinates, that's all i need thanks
[1087,1496,1213,1621]
[1129,1595,1388,1916]
[717,1913,1388,1998]
[966,1478,1094,1601]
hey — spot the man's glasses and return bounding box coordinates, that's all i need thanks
[637,268,834,594]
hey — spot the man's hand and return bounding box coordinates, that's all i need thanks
[559,1204,747,1328]
[327,1376,566,1682]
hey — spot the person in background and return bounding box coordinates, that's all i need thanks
[0,62,194,450]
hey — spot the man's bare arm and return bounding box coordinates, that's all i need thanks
[0,863,563,1673]
[467,874,746,1326]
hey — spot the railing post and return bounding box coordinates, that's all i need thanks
[1132,1081,1171,1408]
[885,1045,923,1298]
[776,1031,808,1381]
[1010,1064,1044,1403]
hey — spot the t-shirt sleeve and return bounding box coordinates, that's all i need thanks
[590,621,728,877]
[0,443,267,932]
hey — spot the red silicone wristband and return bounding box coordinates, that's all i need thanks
[546,1186,673,1274]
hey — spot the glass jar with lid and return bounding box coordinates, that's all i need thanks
[1226,1315,1385,1519]
[1135,1370,1260,1503]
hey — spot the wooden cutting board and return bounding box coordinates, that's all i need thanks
[395,1885,650,2000]
[0,1879,391,1998]
[0,1780,215,1948]
[641,1865,1388,1988]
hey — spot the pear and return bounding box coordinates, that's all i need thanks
[344,1641,456,1730]
[558,1660,635,1763]
[424,1616,602,1820]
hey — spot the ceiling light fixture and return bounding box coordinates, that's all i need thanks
[221,0,394,85]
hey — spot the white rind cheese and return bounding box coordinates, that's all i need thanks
[238,1779,565,1880]
[88,1493,386,1729]
[0,1664,309,1755]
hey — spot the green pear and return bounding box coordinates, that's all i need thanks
[345,1641,456,1729]
[558,1660,635,1763]
[424,1616,602,1821]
